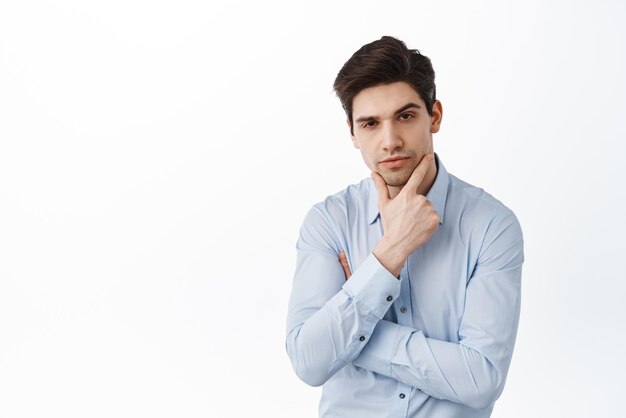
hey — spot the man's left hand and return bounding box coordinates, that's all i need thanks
[339,250,352,280]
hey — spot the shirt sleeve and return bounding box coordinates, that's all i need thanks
[352,210,524,410]
[285,205,401,387]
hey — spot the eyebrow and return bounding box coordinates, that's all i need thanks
[354,102,421,123]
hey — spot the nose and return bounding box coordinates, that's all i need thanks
[379,121,403,152]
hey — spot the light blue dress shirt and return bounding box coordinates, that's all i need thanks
[286,154,524,418]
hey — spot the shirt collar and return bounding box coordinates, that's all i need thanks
[367,152,449,225]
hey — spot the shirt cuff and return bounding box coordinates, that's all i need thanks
[352,319,400,375]
[342,252,401,319]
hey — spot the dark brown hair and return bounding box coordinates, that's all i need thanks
[333,36,436,134]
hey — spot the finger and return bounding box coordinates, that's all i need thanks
[339,250,352,280]
[403,153,433,195]
[370,171,390,205]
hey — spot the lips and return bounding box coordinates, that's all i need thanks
[379,156,409,169]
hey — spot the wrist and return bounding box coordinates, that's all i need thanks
[373,238,406,278]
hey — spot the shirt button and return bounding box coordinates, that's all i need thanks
[386,295,393,302]
[400,306,407,313]
[359,336,365,342]
[399,393,406,399]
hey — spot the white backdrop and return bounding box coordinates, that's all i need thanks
[1,1,625,417]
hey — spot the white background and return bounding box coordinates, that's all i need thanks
[1,0,625,417]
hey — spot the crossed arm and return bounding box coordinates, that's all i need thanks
[339,243,522,410]
[285,204,524,410]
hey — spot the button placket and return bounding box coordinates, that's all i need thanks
[397,260,414,327]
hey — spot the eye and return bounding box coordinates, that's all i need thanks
[398,113,413,120]
[362,120,377,128]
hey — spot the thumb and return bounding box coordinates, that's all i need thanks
[371,171,390,204]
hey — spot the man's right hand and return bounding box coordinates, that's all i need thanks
[371,153,440,277]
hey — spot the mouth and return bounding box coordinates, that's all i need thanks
[379,156,410,169]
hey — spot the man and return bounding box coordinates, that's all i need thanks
[285,36,524,418]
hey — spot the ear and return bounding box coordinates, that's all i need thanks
[430,100,443,133]
[347,119,360,149]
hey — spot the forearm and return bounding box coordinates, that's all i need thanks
[286,287,380,387]
[286,253,400,387]
[353,320,508,409]
[354,257,523,409]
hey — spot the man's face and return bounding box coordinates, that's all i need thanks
[350,81,442,189]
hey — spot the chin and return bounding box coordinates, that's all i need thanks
[381,171,411,187]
